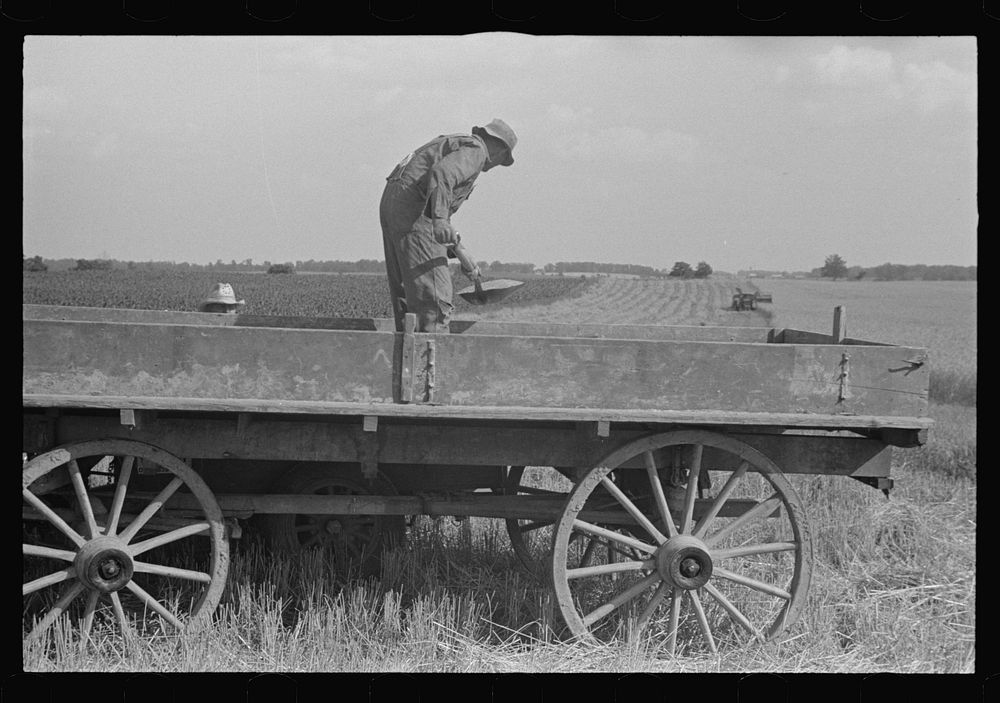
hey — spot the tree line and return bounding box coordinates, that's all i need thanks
[24,257,715,278]
[813,254,976,281]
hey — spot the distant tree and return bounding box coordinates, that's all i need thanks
[23,255,47,272]
[73,258,113,271]
[669,261,694,278]
[820,254,848,280]
[267,263,295,274]
[694,261,713,278]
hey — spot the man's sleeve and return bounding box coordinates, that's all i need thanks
[424,146,487,224]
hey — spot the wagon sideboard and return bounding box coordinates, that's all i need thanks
[23,305,929,420]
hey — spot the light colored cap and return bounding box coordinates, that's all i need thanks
[477,118,517,166]
[201,282,245,306]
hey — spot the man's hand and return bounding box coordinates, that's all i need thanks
[431,220,459,245]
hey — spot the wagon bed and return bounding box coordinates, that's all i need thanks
[22,303,931,655]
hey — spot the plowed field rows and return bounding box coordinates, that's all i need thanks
[454,274,769,327]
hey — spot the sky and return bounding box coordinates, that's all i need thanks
[22,35,977,273]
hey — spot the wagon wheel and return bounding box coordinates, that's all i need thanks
[552,430,812,655]
[264,464,405,576]
[22,439,229,646]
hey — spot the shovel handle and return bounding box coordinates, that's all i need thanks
[451,242,481,280]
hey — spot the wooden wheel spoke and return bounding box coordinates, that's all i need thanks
[79,591,100,648]
[124,580,184,630]
[118,476,185,544]
[633,581,670,638]
[599,476,667,545]
[693,461,749,539]
[106,456,135,537]
[643,451,678,538]
[567,559,653,580]
[582,572,661,627]
[704,582,765,643]
[517,520,553,534]
[110,592,133,641]
[128,521,210,557]
[666,587,682,656]
[689,590,717,653]
[24,543,77,562]
[67,459,100,539]
[26,581,87,642]
[579,536,599,567]
[680,445,703,534]
[133,561,212,584]
[23,567,76,596]
[516,485,563,496]
[572,519,657,556]
[711,542,797,560]
[713,566,792,600]
[23,489,86,548]
[704,494,782,548]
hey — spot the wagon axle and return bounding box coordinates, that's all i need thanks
[75,537,134,593]
[655,535,713,590]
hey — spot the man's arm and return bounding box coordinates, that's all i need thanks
[424,145,487,244]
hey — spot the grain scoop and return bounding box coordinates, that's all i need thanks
[449,241,525,305]
[457,278,526,305]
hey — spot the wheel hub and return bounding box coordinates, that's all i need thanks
[73,536,134,593]
[655,534,713,590]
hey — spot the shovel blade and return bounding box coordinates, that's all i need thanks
[457,279,525,305]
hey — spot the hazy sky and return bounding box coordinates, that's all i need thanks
[22,35,977,272]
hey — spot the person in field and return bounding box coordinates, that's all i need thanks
[198,282,245,313]
[379,118,517,332]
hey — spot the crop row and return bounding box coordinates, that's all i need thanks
[22,270,592,318]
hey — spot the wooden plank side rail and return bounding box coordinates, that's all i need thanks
[23,310,930,420]
[412,333,930,417]
[36,411,903,471]
[24,304,774,343]
[23,394,934,432]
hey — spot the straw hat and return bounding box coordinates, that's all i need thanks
[199,283,245,309]
[474,118,517,166]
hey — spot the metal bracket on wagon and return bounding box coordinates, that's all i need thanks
[850,475,894,499]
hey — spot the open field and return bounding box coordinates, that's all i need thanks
[21,270,593,319]
[455,273,771,327]
[22,274,975,672]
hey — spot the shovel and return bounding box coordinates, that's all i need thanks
[450,242,525,305]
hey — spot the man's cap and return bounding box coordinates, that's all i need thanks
[477,118,517,166]
[201,282,245,307]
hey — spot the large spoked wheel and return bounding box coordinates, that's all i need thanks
[552,430,812,655]
[22,439,229,646]
[264,464,405,576]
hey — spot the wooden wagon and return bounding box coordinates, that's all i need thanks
[22,303,932,654]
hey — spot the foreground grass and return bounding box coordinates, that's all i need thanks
[23,404,974,673]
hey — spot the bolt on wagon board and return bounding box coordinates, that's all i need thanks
[22,303,931,654]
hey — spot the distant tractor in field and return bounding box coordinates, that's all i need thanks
[731,287,773,311]
[731,288,757,311]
